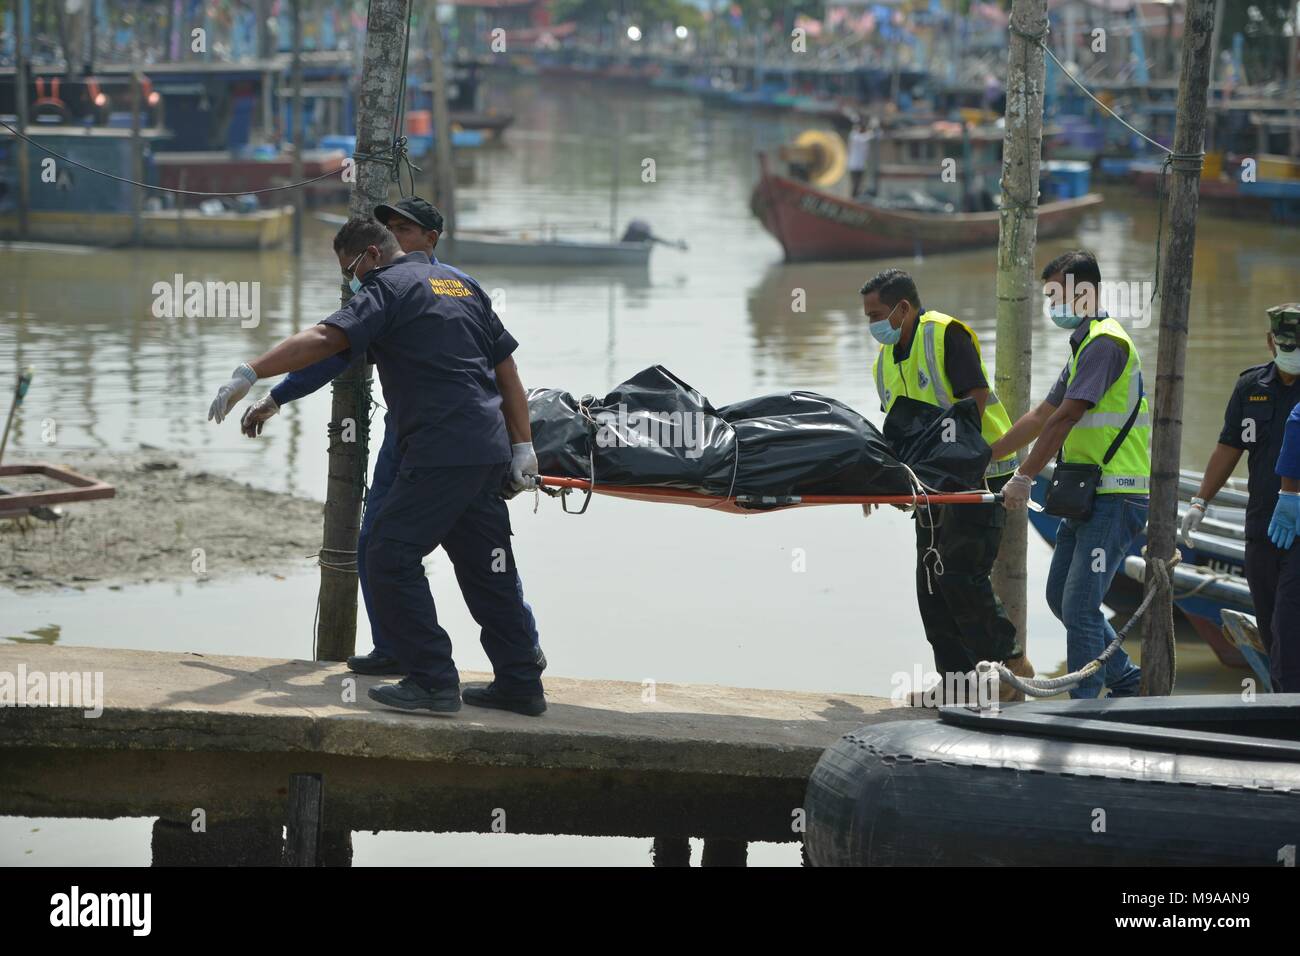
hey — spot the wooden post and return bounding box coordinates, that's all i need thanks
[129,68,143,245]
[13,0,30,238]
[314,0,411,663]
[990,0,1048,654]
[428,2,456,241]
[1141,0,1217,697]
[651,837,691,867]
[291,0,304,255]
[283,773,323,866]
[701,838,748,867]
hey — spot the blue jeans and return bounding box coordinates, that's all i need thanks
[358,427,541,660]
[1045,495,1147,699]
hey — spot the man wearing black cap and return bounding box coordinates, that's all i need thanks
[209,205,547,716]
[1183,304,1300,691]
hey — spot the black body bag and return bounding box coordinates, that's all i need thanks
[1044,379,1143,521]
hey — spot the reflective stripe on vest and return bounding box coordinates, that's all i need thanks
[873,311,1017,475]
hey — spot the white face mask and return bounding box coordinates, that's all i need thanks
[1275,347,1300,375]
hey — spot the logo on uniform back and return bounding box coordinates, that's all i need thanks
[429,277,472,298]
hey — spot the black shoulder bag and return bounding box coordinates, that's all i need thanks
[1043,380,1144,521]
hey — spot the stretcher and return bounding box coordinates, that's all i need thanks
[535,474,1013,516]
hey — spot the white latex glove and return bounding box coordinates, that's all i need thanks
[208,364,257,424]
[1001,472,1033,511]
[1179,497,1207,548]
[240,394,280,437]
[509,441,538,492]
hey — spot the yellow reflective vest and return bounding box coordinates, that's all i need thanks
[872,310,1020,478]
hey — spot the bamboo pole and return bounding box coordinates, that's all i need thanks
[291,0,303,255]
[1141,0,1217,697]
[315,0,411,663]
[990,0,1048,654]
[129,67,143,245]
[14,0,30,238]
[428,2,456,241]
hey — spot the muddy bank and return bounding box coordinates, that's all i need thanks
[1,450,324,592]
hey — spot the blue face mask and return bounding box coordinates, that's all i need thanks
[869,302,903,345]
[345,249,369,296]
[1050,303,1086,329]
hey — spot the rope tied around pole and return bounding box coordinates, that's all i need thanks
[1150,150,1206,302]
[984,549,1182,698]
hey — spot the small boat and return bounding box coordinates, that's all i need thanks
[1221,609,1274,691]
[442,231,653,268]
[752,155,1103,262]
[1121,556,1258,674]
[804,695,1300,866]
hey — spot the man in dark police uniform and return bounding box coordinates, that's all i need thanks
[208,215,546,716]
[1182,304,1300,691]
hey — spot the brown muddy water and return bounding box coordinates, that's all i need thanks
[2,76,1296,865]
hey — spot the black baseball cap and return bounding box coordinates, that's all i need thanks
[375,196,443,232]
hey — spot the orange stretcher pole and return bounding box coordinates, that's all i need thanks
[535,475,1002,515]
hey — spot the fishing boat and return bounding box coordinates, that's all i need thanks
[804,694,1300,866]
[751,153,1102,262]
[0,126,294,249]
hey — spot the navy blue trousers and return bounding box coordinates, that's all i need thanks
[358,428,541,660]
[365,461,543,695]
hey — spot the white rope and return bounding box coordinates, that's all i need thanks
[983,549,1182,698]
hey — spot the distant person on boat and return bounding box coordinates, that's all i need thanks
[994,251,1151,699]
[1183,304,1300,692]
[235,196,546,685]
[1270,398,1300,691]
[207,213,547,717]
[861,268,1033,701]
[847,117,877,199]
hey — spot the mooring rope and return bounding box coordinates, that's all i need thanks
[984,549,1182,697]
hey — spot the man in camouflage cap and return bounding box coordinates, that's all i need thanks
[1183,302,1300,691]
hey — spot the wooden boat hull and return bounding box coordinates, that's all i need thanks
[751,164,1104,262]
[0,206,294,250]
[805,695,1300,866]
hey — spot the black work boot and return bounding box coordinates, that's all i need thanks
[347,650,404,676]
[462,682,547,717]
[368,677,461,715]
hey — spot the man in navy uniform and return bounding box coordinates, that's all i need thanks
[236,197,545,681]
[208,214,545,716]
[1182,304,1300,691]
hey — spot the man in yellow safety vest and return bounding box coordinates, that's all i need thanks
[993,251,1151,698]
[863,268,1032,701]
